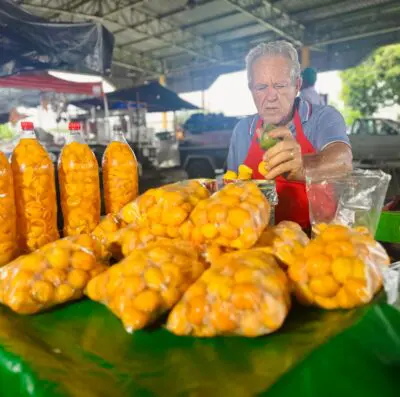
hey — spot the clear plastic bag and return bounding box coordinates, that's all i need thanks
[58,123,101,236]
[189,182,271,249]
[0,151,18,265]
[255,221,310,268]
[286,224,390,309]
[167,249,290,337]
[118,180,210,230]
[85,239,207,333]
[306,169,391,236]
[102,128,139,214]
[0,234,107,314]
[11,122,59,252]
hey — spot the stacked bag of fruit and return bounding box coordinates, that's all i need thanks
[91,180,211,261]
[0,235,107,314]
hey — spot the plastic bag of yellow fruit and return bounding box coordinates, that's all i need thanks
[118,180,210,230]
[255,221,309,268]
[91,214,123,261]
[287,224,390,310]
[0,152,18,265]
[102,126,139,214]
[11,122,59,252]
[58,122,101,236]
[189,181,270,249]
[0,235,107,314]
[86,239,208,333]
[167,249,290,337]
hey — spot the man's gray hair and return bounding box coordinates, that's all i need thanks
[246,40,301,86]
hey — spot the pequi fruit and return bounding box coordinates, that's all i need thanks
[259,124,279,150]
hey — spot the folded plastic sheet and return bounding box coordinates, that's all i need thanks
[0,299,398,397]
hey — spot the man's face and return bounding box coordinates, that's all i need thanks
[249,55,300,125]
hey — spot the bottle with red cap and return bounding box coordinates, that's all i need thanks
[0,150,18,265]
[102,124,138,214]
[11,121,59,253]
[58,121,100,236]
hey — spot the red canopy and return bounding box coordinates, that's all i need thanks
[0,73,103,96]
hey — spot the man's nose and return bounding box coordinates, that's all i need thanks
[265,87,278,101]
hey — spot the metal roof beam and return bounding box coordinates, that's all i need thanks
[222,0,304,46]
[110,4,223,63]
[294,0,395,23]
[23,1,223,63]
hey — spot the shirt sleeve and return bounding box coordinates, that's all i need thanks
[226,122,239,172]
[314,106,350,151]
[226,118,250,173]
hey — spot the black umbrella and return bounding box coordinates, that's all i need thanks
[71,82,199,113]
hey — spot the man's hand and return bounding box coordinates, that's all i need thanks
[262,127,304,180]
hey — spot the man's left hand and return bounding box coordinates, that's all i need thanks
[262,127,304,180]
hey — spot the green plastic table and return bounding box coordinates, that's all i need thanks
[0,298,399,397]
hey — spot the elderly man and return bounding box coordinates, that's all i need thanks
[227,40,352,228]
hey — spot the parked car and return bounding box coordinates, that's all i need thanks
[348,118,400,163]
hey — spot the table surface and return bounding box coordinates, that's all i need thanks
[0,297,399,397]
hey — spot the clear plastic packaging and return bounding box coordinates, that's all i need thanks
[255,221,310,268]
[220,178,277,225]
[58,122,101,236]
[189,182,271,249]
[91,214,123,261]
[306,169,391,236]
[167,249,290,337]
[11,122,59,252]
[85,239,207,333]
[287,224,390,309]
[102,126,139,214]
[0,151,18,265]
[0,234,107,314]
[118,180,210,230]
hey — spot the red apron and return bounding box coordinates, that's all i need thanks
[243,109,316,229]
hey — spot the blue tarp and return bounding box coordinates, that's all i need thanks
[71,82,199,113]
[0,0,114,77]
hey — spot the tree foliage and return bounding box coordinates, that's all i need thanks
[341,44,400,116]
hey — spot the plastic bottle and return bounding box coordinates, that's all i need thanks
[11,122,59,253]
[102,124,138,214]
[0,151,18,265]
[58,122,100,236]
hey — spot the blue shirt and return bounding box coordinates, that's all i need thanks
[226,99,350,172]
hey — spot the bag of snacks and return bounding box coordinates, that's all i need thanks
[306,169,391,236]
[58,122,100,236]
[189,182,270,249]
[255,221,309,268]
[287,224,390,309]
[167,249,290,337]
[91,214,123,261]
[11,122,59,252]
[0,235,107,314]
[0,151,18,265]
[118,180,210,229]
[102,125,139,214]
[86,239,207,333]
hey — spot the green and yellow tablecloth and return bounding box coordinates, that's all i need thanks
[0,298,398,397]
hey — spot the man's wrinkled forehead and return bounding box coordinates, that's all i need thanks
[250,55,292,83]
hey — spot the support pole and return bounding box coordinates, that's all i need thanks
[301,46,310,68]
[159,75,168,130]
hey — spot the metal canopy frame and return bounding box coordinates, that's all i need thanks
[19,0,400,90]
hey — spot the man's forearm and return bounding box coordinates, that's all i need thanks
[302,143,353,181]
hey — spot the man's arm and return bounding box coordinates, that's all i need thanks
[303,142,353,180]
[262,106,352,180]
